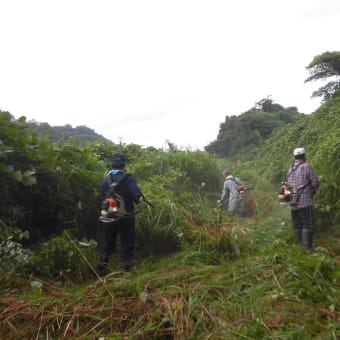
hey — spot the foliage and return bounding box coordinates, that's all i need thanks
[0,222,32,275]
[135,181,184,257]
[205,99,305,158]
[26,120,112,144]
[313,132,340,230]
[0,111,38,188]
[305,51,340,102]
[30,232,97,279]
[0,111,106,242]
[133,149,223,257]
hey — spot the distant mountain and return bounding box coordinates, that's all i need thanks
[27,121,113,144]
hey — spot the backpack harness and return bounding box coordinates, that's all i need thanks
[99,172,153,223]
[278,163,310,205]
[227,177,246,195]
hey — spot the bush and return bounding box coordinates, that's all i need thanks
[0,223,32,273]
[30,232,97,279]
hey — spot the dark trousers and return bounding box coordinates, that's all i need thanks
[291,205,313,251]
[101,216,135,264]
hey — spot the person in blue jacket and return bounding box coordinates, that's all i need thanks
[99,153,143,273]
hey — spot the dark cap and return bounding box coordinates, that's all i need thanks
[110,153,127,163]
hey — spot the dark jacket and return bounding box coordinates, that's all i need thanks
[101,170,142,213]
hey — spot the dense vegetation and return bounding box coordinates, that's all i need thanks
[1,58,340,338]
[26,118,112,144]
[205,98,305,158]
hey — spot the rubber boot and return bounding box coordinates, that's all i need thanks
[302,230,313,252]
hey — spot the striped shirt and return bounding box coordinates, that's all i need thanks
[287,160,319,210]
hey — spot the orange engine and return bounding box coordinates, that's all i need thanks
[106,197,117,207]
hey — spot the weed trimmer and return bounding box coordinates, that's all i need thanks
[99,193,154,223]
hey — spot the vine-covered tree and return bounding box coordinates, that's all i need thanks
[305,51,340,102]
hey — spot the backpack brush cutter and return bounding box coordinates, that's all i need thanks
[99,193,154,223]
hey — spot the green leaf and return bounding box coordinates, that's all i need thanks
[23,176,37,186]
[23,170,36,177]
[12,170,23,182]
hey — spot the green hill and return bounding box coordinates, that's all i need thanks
[27,119,113,144]
[205,98,305,159]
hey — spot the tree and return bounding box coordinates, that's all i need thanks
[204,101,304,159]
[305,51,340,102]
[254,97,283,113]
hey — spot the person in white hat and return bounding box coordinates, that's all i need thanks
[286,147,319,251]
[220,169,246,217]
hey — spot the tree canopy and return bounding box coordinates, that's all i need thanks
[305,51,340,102]
[204,99,304,159]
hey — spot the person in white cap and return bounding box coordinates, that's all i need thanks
[286,147,319,251]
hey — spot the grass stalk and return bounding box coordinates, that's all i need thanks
[64,231,114,300]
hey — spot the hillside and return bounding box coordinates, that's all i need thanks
[27,119,113,144]
[205,98,305,159]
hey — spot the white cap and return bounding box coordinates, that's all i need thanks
[293,147,306,156]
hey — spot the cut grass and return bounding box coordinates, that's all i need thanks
[1,215,339,339]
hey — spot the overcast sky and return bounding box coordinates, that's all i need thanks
[1,0,339,149]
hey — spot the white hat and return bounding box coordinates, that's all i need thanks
[293,147,306,156]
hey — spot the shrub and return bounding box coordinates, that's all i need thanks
[0,223,32,273]
[30,232,97,279]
